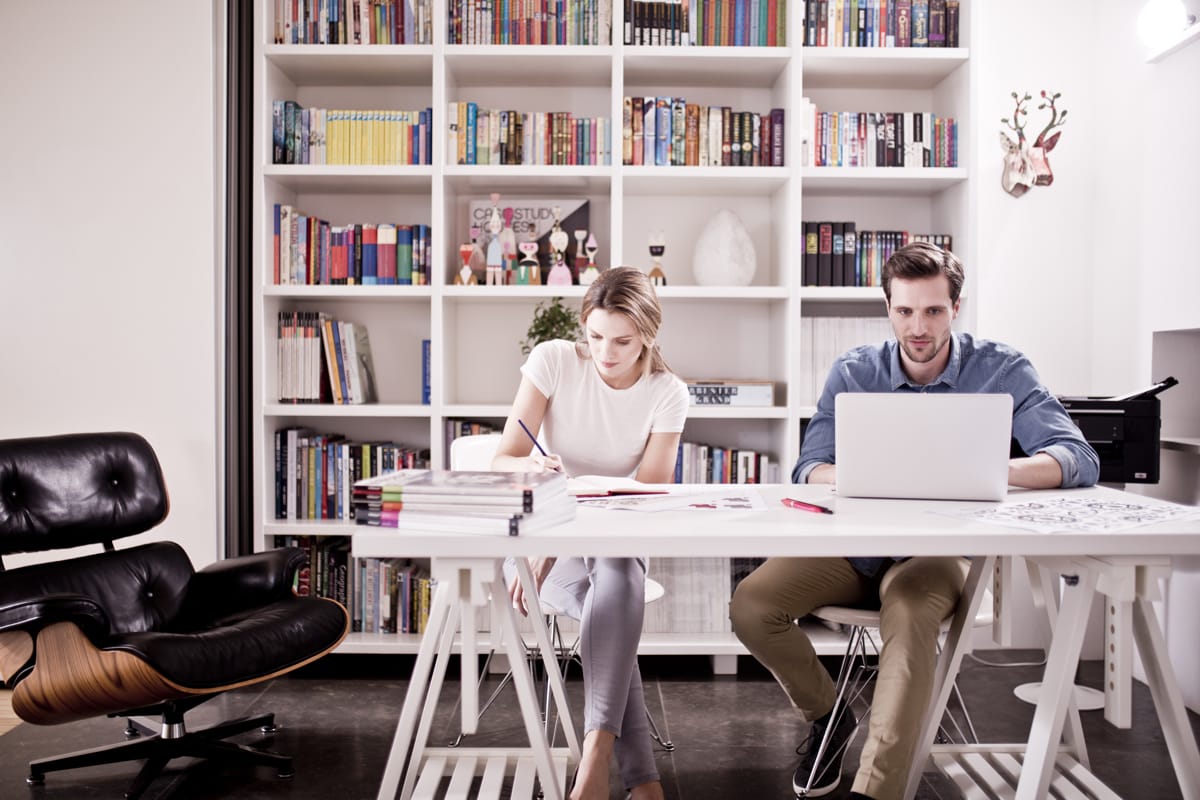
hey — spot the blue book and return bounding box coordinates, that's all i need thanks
[465,102,478,164]
[397,225,413,285]
[421,339,431,405]
[331,322,350,404]
[424,107,432,164]
[362,224,378,285]
[655,97,670,166]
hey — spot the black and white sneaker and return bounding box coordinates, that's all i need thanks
[792,707,859,797]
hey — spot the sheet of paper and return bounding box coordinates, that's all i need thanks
[938,495,1200,534]
[579,487,768,512]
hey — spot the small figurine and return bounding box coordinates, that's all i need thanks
[467,225,487,276]
[579,232,601,286]
[484,193,504,286]
[455,242,478,285]
[501,205,518,285]
[648,230,667,286]
[517,239,540,286]
[573,229,588,283]
[546,205,573,286]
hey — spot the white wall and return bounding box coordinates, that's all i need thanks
[1091,0,1200,714]
[973,0,1200,710]
[0,2,223,569]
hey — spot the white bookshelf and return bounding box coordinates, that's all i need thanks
[252,0,976,659]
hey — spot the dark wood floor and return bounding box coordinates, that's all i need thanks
[1,651,1197,799]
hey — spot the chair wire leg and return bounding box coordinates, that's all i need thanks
[801,625,869,796]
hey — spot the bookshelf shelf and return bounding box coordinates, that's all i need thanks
[686,406,789,420]
[623,48,793,86]
[655,286,789,300]
[264,44,435,85]
[622,166,790,196]
[264,403,434,418]
[265,285,434,300]
[444,46,615,86]
[253,0,976,660]
[800,286,885,303]
[801,47,969,89]
[264,165,435,193]
[443,286,587,301]
[800,166,968,195]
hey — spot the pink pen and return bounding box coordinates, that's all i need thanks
[781,497,834,515]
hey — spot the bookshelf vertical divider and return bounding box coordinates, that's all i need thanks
[253,0,974,658]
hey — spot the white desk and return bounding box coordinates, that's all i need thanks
[354,484,1200,800]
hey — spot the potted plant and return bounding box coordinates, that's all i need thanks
[521,297,582,355]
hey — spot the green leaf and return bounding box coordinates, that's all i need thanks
[521,297,582,356]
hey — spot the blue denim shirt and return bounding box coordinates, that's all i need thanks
[793,332,1100,578]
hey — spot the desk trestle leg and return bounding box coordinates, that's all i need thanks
[376,561,577,800]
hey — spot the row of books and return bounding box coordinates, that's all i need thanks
[272,102,433,166]
[624,0,788,46]
[803,0,960,48]
[280,536,436,634]
[276,312,378,405]
[273,0,434,44]
[273,428,430,521]
[447,103,612,166]
[621,99,785,168]
[797,315,894,407]
[449,0,612,44]
[676,441,779,485]
[797,102,959,168]
[273,206,432,287]
[802,222,952,287]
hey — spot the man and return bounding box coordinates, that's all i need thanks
[730,241,1099,800]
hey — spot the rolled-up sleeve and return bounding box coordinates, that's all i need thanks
[793,369,845,483]
[1003,355,1100,488]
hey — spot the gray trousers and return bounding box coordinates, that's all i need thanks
[507,556,658,790]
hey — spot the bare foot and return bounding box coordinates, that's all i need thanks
[628,779,665,800]
[570,730,614,800]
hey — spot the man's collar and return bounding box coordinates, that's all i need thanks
[889,333,962,389]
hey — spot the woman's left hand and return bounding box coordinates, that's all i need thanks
[508,556,556,616]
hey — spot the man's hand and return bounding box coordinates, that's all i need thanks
[1008,453,1063,489]
[508,556,557,616]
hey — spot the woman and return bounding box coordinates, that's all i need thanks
[492,266,688,800]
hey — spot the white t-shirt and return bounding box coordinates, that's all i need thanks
[521,340,689,479]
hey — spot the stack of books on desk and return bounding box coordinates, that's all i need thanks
[352,469,575,535]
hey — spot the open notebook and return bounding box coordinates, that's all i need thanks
[567,475,669,499]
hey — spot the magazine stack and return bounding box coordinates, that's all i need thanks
[352,469,575,535]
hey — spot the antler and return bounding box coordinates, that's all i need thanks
[1000,92,1032,143]
[1034,90,1068,147]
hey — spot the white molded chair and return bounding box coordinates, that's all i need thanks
[794,591,993,797]
[446,433,673,751]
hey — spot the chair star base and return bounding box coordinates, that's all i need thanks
[26,708,294,800]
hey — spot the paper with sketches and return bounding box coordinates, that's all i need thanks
[939,495,1200,534]
[580,488,768,512]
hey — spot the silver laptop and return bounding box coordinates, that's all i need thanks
[834,393,1014,501]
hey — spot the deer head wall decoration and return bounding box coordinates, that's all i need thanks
[999,90,1068,197]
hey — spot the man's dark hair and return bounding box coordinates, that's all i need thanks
[881,241,964,304]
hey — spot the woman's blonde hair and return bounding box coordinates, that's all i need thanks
[575,266,671,376]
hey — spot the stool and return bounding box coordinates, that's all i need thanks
[451,577,674,751]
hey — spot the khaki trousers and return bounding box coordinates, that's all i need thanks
[730,556,967,800]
